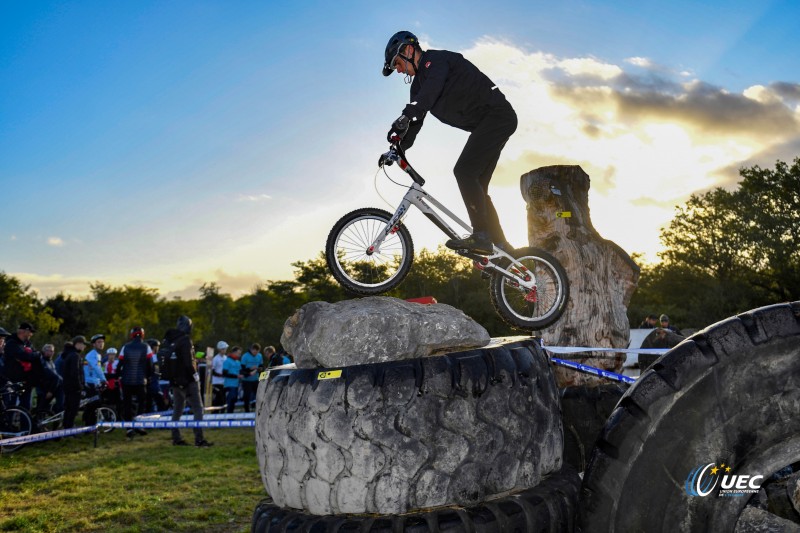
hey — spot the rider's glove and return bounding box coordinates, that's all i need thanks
[386,115,410,143]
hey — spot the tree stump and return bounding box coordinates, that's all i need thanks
[521,165,640,387]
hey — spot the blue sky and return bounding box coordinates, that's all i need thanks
[2,1,799,299]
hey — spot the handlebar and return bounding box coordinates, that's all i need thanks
[379,140,425,186]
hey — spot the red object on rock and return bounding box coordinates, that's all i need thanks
[405,296,438,305]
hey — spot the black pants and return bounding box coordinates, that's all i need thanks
[63,392,81,429]
[211,384,226,407]
[453,103,518,243]
[82,385,102,426]
[122,384,147,422]
[242,381,258,413]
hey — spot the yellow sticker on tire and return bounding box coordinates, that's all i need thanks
[318,370,342,380]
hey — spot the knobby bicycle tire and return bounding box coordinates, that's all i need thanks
[489,247,569,331]
[326,207,414,295]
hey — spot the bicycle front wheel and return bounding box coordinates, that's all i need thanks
[326,207,414,295]
[489,247,569,330]
[1,408,34,453]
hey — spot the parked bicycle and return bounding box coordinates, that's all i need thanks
[326,137,569,330]
[36,395,117,434]
[0,382,34,453]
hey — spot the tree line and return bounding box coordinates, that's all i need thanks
[2,159,798,348]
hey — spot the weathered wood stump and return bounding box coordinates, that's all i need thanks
[521,165,639,387]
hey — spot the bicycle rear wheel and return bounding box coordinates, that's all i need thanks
[489,247,569,330]
[1,408,34,453]
[96,406,116,433]
[326,207,414,295]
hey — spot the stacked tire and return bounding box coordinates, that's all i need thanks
[253,338,581,532]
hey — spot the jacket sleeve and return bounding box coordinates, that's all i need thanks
[402,58,449,120]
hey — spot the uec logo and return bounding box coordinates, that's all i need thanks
[685,463,764,497]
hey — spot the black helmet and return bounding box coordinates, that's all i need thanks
[177,315,193,335]
[146,338,160,349]
[383,31,419,76]
[90,334,105,343]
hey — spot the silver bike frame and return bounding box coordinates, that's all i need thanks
[368,180,537,290]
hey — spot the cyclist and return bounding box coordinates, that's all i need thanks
[383,31,517,255]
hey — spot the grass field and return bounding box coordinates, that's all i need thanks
[0,426,265,532]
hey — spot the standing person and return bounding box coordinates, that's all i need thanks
[164,316,212,447]
[195,350,207,400]
[240,344,263,413]
[265,346,290,368]
[659,314,680,334]
[382,31,518,254]
[37,343,64,413]
[82,334,108,425]
[103,347,122,416]
[60,337,86,430]
[145,339,167,413]
[2,322,60,413]
[117,326,153,439]
[222,347,243,414]
[210,341,228,408]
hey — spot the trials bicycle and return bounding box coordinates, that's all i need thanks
[325,138,569,330]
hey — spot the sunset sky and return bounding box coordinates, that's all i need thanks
[2,1,799,300]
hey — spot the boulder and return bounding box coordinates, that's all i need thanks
[280,296,491,368]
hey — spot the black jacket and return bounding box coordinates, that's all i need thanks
[60,346,84,394]
[2,334,39,381]
[164,328,195,387]
[401,49,512,148]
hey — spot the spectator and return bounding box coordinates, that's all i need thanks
[165,315,213,447]
[2,322,60,413]
[145,339,167,413]
[83,334,108,426]
[103,347,121,416]
[117,326,154,439]
[211,341,228,407]
[61,337,86,430]
[38,343,64,413]
[0,327,10,401]
[222,347,243,414]
[195,350,208,400]
[240,343,263,413]
[639,314,658,328]
[265,345,291,368]
[659,314,679,333]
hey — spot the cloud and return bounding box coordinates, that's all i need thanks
[237,193,272,202]
[460,39,800,260]
[47,237,64,247]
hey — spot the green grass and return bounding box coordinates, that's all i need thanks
[0,427,265,532]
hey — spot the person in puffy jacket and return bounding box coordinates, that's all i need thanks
[165,315,212,447]
[383,31,518,255]
[117,326,153,438]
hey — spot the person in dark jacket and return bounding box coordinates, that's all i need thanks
[2,322,61,412]
[383,31,518,255]
[117,326,153,438]
[60,337,86,429]
[166,315,212,447]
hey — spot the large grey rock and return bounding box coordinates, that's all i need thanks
[280,296,490,368]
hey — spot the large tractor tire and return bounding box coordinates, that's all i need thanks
[255,338,563,516]
[579,301,800,532]
[251,464,581,533]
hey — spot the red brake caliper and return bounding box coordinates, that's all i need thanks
[525,286,538,303]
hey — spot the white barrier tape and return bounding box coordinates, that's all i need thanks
[137,413,256,421]
[135,404,243,420]
[98,420,255,429]
[542,346,670,356]
[1,425,97,448]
